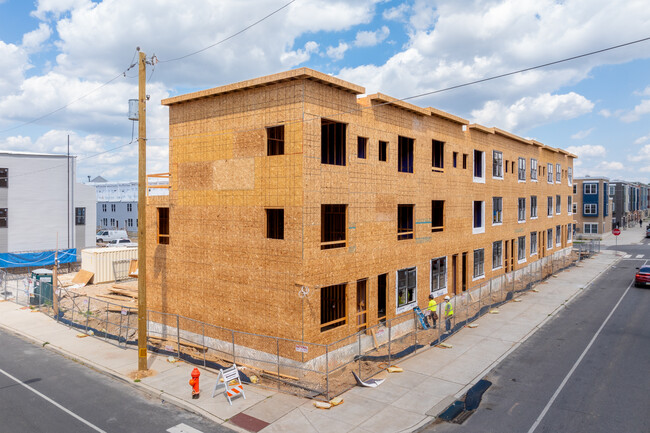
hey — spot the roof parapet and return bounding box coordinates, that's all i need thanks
[366,93,431,116]
[429,107,469,125]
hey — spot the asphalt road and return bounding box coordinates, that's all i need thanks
[425,246,650,433]
[0,330,232,433]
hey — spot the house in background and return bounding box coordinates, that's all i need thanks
[89,179,139,234]
[572,176,612,238]
[0,151,95,263]
[609,180,648,228]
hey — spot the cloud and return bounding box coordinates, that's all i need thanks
[281,41,319,67]
[565,144,606,158]
[595,161,623,171]
[598,109,611,118]
[326,42,349,61]
[0,41,30,95]
[471,92,594,132]
[570,128,594,140]
[634,134,650,145]
[620,99,650,123]
[383,3,409,21]
[354,26,390,47]
[628,144,650,162]
[634,86,650,96]
[22,23,52,52]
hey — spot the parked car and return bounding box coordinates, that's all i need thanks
[105,239,137,248]
[635,266,650,288]
[96,230,128,243]
[646,227,650,238]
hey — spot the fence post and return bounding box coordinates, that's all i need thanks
[176,314,181,359]
[232,330,236,365]
[358,332,362,378]
[125,309,131,344]
[85,297,90,331]
[277,338,281,390]
[104,303,109,341]
[118,310,123,345]
[326,345,330,401]
[387,323,392,367]
[202,323,206,368]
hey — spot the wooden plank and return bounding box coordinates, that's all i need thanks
[71,270,94,286]
[97,293,136,303]
[148,335,205,351]
[370,328,379,349]
[112,283,138,291]
[107,307,135,314]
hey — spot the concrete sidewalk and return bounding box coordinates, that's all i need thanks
[0,247,627,433]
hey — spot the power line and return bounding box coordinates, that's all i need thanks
[157,0,296,63]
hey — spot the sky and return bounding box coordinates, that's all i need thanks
[0,0,649,184]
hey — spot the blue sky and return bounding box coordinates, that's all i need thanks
[0,0,649,183]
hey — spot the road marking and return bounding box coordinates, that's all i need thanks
[0,367,107,433]
[624,254,631,258]
[636,254,644,258]
[527,279,635,433]
[167,424,205,433]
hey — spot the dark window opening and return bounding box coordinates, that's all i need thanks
[462,153,468,169]
[474,150,484,178]
[75,207,86,225]
[398,204,414,240]
[0,208,7,228]
[357,137,367,159]
[321,204,346,249]
[377,273,387,321]
[158,207,169,245]
[473,201,483,229]
[321,283,346,332]
[0,168,7,188]
[432,140,444,171]
[266,209,284,239]
[267,125,284,156]
[431,200,444,232]
[398,136,414,173]
[321,119,346,165]
[379,141,388,161]
[453,152,458,168]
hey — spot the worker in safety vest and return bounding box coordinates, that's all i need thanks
[426,294,438,328]
[443,295,454,333]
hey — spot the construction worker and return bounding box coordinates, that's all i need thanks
[443,295,454,333]
[426,294,438,328]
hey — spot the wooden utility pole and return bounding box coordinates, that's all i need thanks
[137,50,148,371]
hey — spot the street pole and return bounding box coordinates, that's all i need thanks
[137,50,148,371]
[53,233,58,318]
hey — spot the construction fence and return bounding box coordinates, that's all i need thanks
[2,246,580,401]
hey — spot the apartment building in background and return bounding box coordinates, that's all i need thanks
[572,176,612,238]
[89,179,139,234]
[609,180,649,228]
[147,68,576,346]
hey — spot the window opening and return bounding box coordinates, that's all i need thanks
[321,119,346,165]
[398,136,414,173]
[379,140,388,162]
[158,207,170,244]
[397,267,416,310]
[321,204,346,249]
[398,204,414,240]
[357,136,367,159]
[267,125,284,156]
[321,284,346,332]
[431,200,444,232]
[266,209,284,239]
[432,140,444,171]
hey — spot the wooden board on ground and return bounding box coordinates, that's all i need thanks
[110,287,138,299]
[112,282,137,291]
[128,259,138,278]
[107,307,135,314]
[71,270,94,286]
[148,336,206,352]
[97,293,136,303]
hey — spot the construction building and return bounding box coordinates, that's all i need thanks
[572,176,612,238]
[147,68,575,346]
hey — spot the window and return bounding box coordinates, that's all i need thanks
[531,159,538,180]
[379,140,388,161]
[431,200,444,232]
[267,125,284,156]
[473,201,485,233]
[518,198,526,222]
[321,204,347,249]
[453,152,458,168]
[567,224,573,241]
[568,196,572,214]
[556,195,561,214]
[102,203,107,212]
[609,185,615,196]
[530,232,537,255]
[505,160,508,173]
[110,218,115,227]
[584,183,597,194]
[584,203,597,215]
[556,225,561,245]
[431,258,446,296]
[111,204,116,212]
[0,168,7,187]
[531,196,538,218]
[398,136,414,173]
[321,284,346,332]
[462,153,468,169]
[357,136,367,159]
[584,223,598,234]
[492,241,502,270]
[75,207,86,225]
[547,163,553,183]
[127,203,133,212]
[158,207,169,244]
[492,151,503,178]
[398,204,414,240]
[568,167,573,185]
[518,236,526,262]
[547,196,553,216]
[573,184,577,194]
[473,150,485,181]
[321,119,346,166]
[266,209,284,239]
[102,218,107,226]
[556,164,561,182]
[572,203,577,214]
[547,228,553,249]
[127,218,133,227]
[518,157,526,181]
[397,267,417,311]
[432,140,444,171]
[493,197,503,224]
[473,249,485,278]
[0,208,7,228]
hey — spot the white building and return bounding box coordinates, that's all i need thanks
[0,151,96,258]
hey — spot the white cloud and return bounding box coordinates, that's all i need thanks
[32,0,92,20]
[280,41,319,67]
[634,86,650,96]
[570,128,594,140]
[628,144,650,162]
[596,161,623,171]
[634,134,650,145]
[22,23,52,52]
[620,99,650,123]
[383,3,409,21]
[354,26,390,47]
[326,42,349,61]
[598,109,611,118]
[471,92,594,132]
[565,144,606,158]
[0,41,30,95]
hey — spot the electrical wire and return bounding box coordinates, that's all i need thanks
[157,0,296,63]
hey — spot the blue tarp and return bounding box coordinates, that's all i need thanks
[0,248,77,268]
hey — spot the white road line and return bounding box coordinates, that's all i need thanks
[624,254,631,258]
[636,254,644,258]
[167,423,205,433]
[0,367,107,433]
[527,279,635,433]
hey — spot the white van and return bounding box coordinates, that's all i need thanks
[96,230,129,243]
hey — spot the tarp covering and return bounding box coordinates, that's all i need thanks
[0,249,77,268]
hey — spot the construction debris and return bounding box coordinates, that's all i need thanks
[489,309,500,314]
[468,324,478,328]
[313,401,332,409]
[387,366,403,373]
[438,343,453,349]
[329,397,343,406]
[71,270,94,286]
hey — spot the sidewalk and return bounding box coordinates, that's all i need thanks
[0,248,624,433]
[600,221,648,247]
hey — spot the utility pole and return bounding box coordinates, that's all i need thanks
[137,50,148,371]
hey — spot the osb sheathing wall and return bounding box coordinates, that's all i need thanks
[148,68,575,348]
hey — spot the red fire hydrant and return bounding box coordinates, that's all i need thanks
[189,368,200,399]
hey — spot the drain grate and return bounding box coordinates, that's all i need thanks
[452,409,475,424]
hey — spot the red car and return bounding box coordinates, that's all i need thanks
[635,266,650,288]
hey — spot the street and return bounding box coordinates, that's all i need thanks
[0,329,232,433]
[424,237,650,433]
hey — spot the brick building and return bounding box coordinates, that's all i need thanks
[572,176,612,238]
[147,68,575,346]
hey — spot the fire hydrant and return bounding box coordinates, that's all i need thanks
[189,368,200,399]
